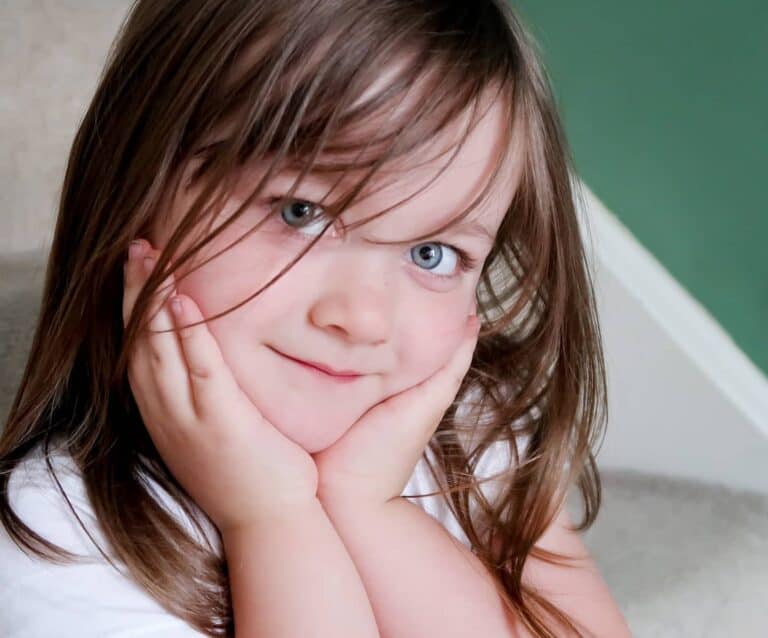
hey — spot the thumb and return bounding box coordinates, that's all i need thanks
[373,314,481,460]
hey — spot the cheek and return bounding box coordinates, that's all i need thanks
[171,223,287,317]
[398,304,471,379]
[170,233,293,381]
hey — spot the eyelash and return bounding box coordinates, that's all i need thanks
[264,196,480,279]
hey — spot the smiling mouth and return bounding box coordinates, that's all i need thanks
[268,347,364,383]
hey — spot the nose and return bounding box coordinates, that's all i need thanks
[308,275,393,346]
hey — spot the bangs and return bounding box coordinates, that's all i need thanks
[167,1,523,272]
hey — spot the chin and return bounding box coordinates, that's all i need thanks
[259,404,355,454]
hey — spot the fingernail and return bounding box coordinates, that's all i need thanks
[128,240,143,260]
[143,256,155,273]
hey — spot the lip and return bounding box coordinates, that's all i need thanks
[269,347,364,382]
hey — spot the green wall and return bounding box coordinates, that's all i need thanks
[512,1,768,376]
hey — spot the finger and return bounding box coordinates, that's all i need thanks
[362,315,481,454]
[169,292,259,423]
[341,316,479,459]
[141,251,176,357]
[142,251,177,325]
[439,314,481,391]
[123,239,167,431]
[122,239,150,328]
[123,240,196,429]
[141,254,196,425]
[123,239,167,417]
[122,239,175,328]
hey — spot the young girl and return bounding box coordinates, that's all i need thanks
[0,1,632,636]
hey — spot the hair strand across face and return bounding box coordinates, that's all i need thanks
[0,3,606,636]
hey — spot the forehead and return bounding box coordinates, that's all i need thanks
[233,89,524,245]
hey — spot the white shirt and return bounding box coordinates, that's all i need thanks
[0,436,519,637]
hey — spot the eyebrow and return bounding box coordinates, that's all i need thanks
[266,167,497,244]
[356,218,495,247]
[447,219,495,242]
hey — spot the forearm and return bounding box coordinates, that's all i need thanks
[222,498,380,638]
[321,496,519,638]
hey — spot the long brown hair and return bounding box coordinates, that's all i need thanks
[0,1,606,636]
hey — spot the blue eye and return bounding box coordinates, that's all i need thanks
[268,196,479,279]
[409,243,460,279]
[279,199,329,236]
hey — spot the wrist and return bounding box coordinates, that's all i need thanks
[317,489,399,517]
[219,496,325,539]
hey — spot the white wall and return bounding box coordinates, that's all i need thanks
[580,183,768,494]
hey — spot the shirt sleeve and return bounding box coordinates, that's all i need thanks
[0,447,209,638]
[401,433,529,547]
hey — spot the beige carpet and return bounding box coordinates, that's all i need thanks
[579,470,768,636]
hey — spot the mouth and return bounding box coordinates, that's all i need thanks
[268,346,364,383]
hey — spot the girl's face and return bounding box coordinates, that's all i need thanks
[153,97,522,453]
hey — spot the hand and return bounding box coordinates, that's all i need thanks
[122,238,319,534]
[311,314,481,506]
